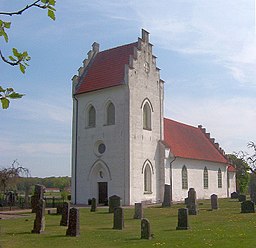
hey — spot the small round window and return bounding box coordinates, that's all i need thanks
[98,143,106,154]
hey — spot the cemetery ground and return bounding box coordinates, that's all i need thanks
[1,198,256,248]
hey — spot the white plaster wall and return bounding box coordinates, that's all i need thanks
[128,38,164,204]
[227,171,236,197]
[168,157,228,201]
[72,85,130,204]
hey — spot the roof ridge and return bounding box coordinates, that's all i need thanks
[198,125,228,163]
[98,42,138,54]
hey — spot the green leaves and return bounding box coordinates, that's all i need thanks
[40,0,56,20]
[0,87,24,109]
[0,19,11,42]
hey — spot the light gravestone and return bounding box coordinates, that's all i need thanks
[133,203,144,219]
[176,208,189,230]
[141,218,152,240]
[90,198,97,212]
[241,201,255,213]
[66,208,80,237]
[186,188,198,215]
[60,202,70,226]
[162,184,172,207]
[31,199,45,234]
[109,195,121,213]
[211,194,218,210]
[113,207,124,230]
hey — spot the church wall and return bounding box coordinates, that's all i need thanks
[72,85,130,204]
[227,171,236,197]
[127,34,164,204]
[170,157,228,201]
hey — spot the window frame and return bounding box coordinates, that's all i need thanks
[182,165,188,190]
[218,168,222,188]
[203,167,208,189]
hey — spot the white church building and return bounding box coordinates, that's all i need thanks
[71,29,236,205]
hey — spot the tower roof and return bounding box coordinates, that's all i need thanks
[164,118,228,164]
[75,42,137,94]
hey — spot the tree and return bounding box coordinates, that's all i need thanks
[0,160,30,193]
[227,154,250,194]
[0,0,56,109]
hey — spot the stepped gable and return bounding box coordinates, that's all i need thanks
[164,118,228,164]
[75,42,138,94]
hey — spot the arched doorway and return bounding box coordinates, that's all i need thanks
[88,160,111,204]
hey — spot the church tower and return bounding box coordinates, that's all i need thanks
[71,30,164,205]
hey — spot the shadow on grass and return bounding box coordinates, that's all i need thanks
[6,231,31,235]
[96,212,111,215]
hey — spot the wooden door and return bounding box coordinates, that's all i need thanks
[98,182,108,204]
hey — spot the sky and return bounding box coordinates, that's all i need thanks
[0,0,256,177]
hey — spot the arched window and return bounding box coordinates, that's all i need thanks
[182,165,188,189]
[218,168,222,188]
[106,102,115,125]
[143,102,151,130]
[203,167,208,189]
[88,105,96,127]
[144,164,152,193]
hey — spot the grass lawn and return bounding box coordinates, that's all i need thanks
[1,198,256,248]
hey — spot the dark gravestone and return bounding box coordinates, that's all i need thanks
[238,194,246,202]
[184,197,189,205]
[31,195,37,213]
[109,195,121,213]
[211,194,218,210]
[60,202,70,226]
[186,188,198,215]
[250,182,256,203]
[241,201,255,213]
[133,203,144,219]
[231,192,239,199]
[31,199,45,234]
[90,198,97,212]
[66,208,80,237]
[176,208,189,230]
[31,184,45,213]
[57,205,63,215]
[141,218,152,240]
[113,207,124,230]
[162,184,172,207]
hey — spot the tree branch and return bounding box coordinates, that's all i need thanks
[0,50,22,66]
[0,1,47,16]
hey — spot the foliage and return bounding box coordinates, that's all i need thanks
[1,199,256,248]
[235,141,256,174]
[0,160,30,193]
[0,0,56,109]
[16,176,71,192]
[227,154,250,194]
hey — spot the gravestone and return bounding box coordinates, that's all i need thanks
[90,198,97,212]
[231,192,239,199]
[241,200,255,213]
[162,184,172,207]
[211,194,218,210]
[109,195,121,213]
[141,218,152,240]
[186,188,198,215]
[66,208,80,237]
[57,205,63,215]
[113,207,124,230]
[31,199,45,234]
[238,194,246,202]
[176,208,189,230]
[31,184,45,213]
[133,203,144,219]
[60,202,70,226]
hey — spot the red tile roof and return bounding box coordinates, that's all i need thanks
[164,118,228,164]
[228,165,236,172]
[76,42,137,94]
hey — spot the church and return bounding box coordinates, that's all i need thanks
[71,29,236,205]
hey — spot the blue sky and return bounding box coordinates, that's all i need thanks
[1,0,256,177]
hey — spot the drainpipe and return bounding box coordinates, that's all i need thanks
[73,95,79,205]
[169,156,176,202]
